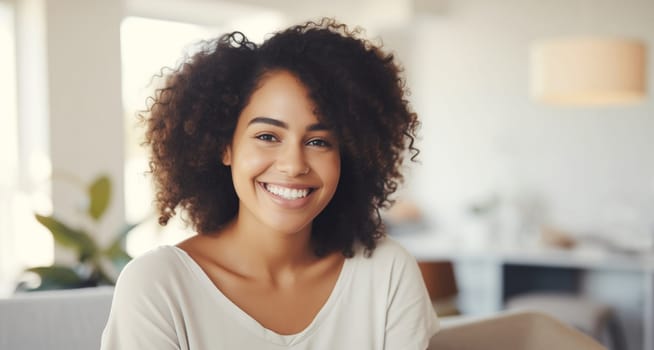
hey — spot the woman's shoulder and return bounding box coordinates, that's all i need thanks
[104,246,191,346]
[114,246,186,291]
[363,235,413,261]
[122,245,180,272]
[351,235,416,273]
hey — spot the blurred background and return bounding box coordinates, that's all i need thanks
[0,0,652,349]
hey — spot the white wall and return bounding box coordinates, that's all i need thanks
[44,0,125,252]
[398,0,654,245]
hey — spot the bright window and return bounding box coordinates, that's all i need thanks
[0,2,53,296]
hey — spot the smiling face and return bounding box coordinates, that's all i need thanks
[222,70,341,237]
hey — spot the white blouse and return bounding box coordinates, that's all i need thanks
[101,236,439,349]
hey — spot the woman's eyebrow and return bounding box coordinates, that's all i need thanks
[248,116,328,131]
[248,116,287,128]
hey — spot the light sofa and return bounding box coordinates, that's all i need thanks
[0,287,604,350]
[0,287,113,350]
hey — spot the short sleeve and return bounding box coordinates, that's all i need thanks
[383,243,439,350]
[100,251,181,350]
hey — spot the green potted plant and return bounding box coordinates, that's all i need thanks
[16,174,138,291]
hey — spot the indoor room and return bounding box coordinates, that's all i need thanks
[0,0,652,349]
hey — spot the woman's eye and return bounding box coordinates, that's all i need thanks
[256,134,278,142]
[307,139,331,148]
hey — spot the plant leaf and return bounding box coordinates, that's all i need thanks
[35,214,99,260]
[26,266,85,290]
[88,175,111,221]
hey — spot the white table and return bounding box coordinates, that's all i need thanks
[394,232,654,350]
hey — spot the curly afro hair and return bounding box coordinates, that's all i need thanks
[144,18,419,257]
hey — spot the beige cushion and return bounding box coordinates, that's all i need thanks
[429,311,606,350]
[506,293,612,337]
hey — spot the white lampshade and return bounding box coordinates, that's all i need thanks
[530,37,647,106]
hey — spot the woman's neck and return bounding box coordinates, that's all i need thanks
[218,217,318,284]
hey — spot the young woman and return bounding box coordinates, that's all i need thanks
[101,18,438,349]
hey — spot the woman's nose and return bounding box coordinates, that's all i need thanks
[275,144,310,177]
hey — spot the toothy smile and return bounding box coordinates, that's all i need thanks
[262,183,313,200]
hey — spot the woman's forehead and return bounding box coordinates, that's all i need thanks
[238,71,322,127]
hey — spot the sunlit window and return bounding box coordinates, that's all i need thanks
[0,2,53,296]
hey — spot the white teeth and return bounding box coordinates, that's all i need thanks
[264,184,310,200]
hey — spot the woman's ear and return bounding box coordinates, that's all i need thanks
[222,146,232,166]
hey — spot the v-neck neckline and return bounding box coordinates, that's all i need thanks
[168,245,356,346]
